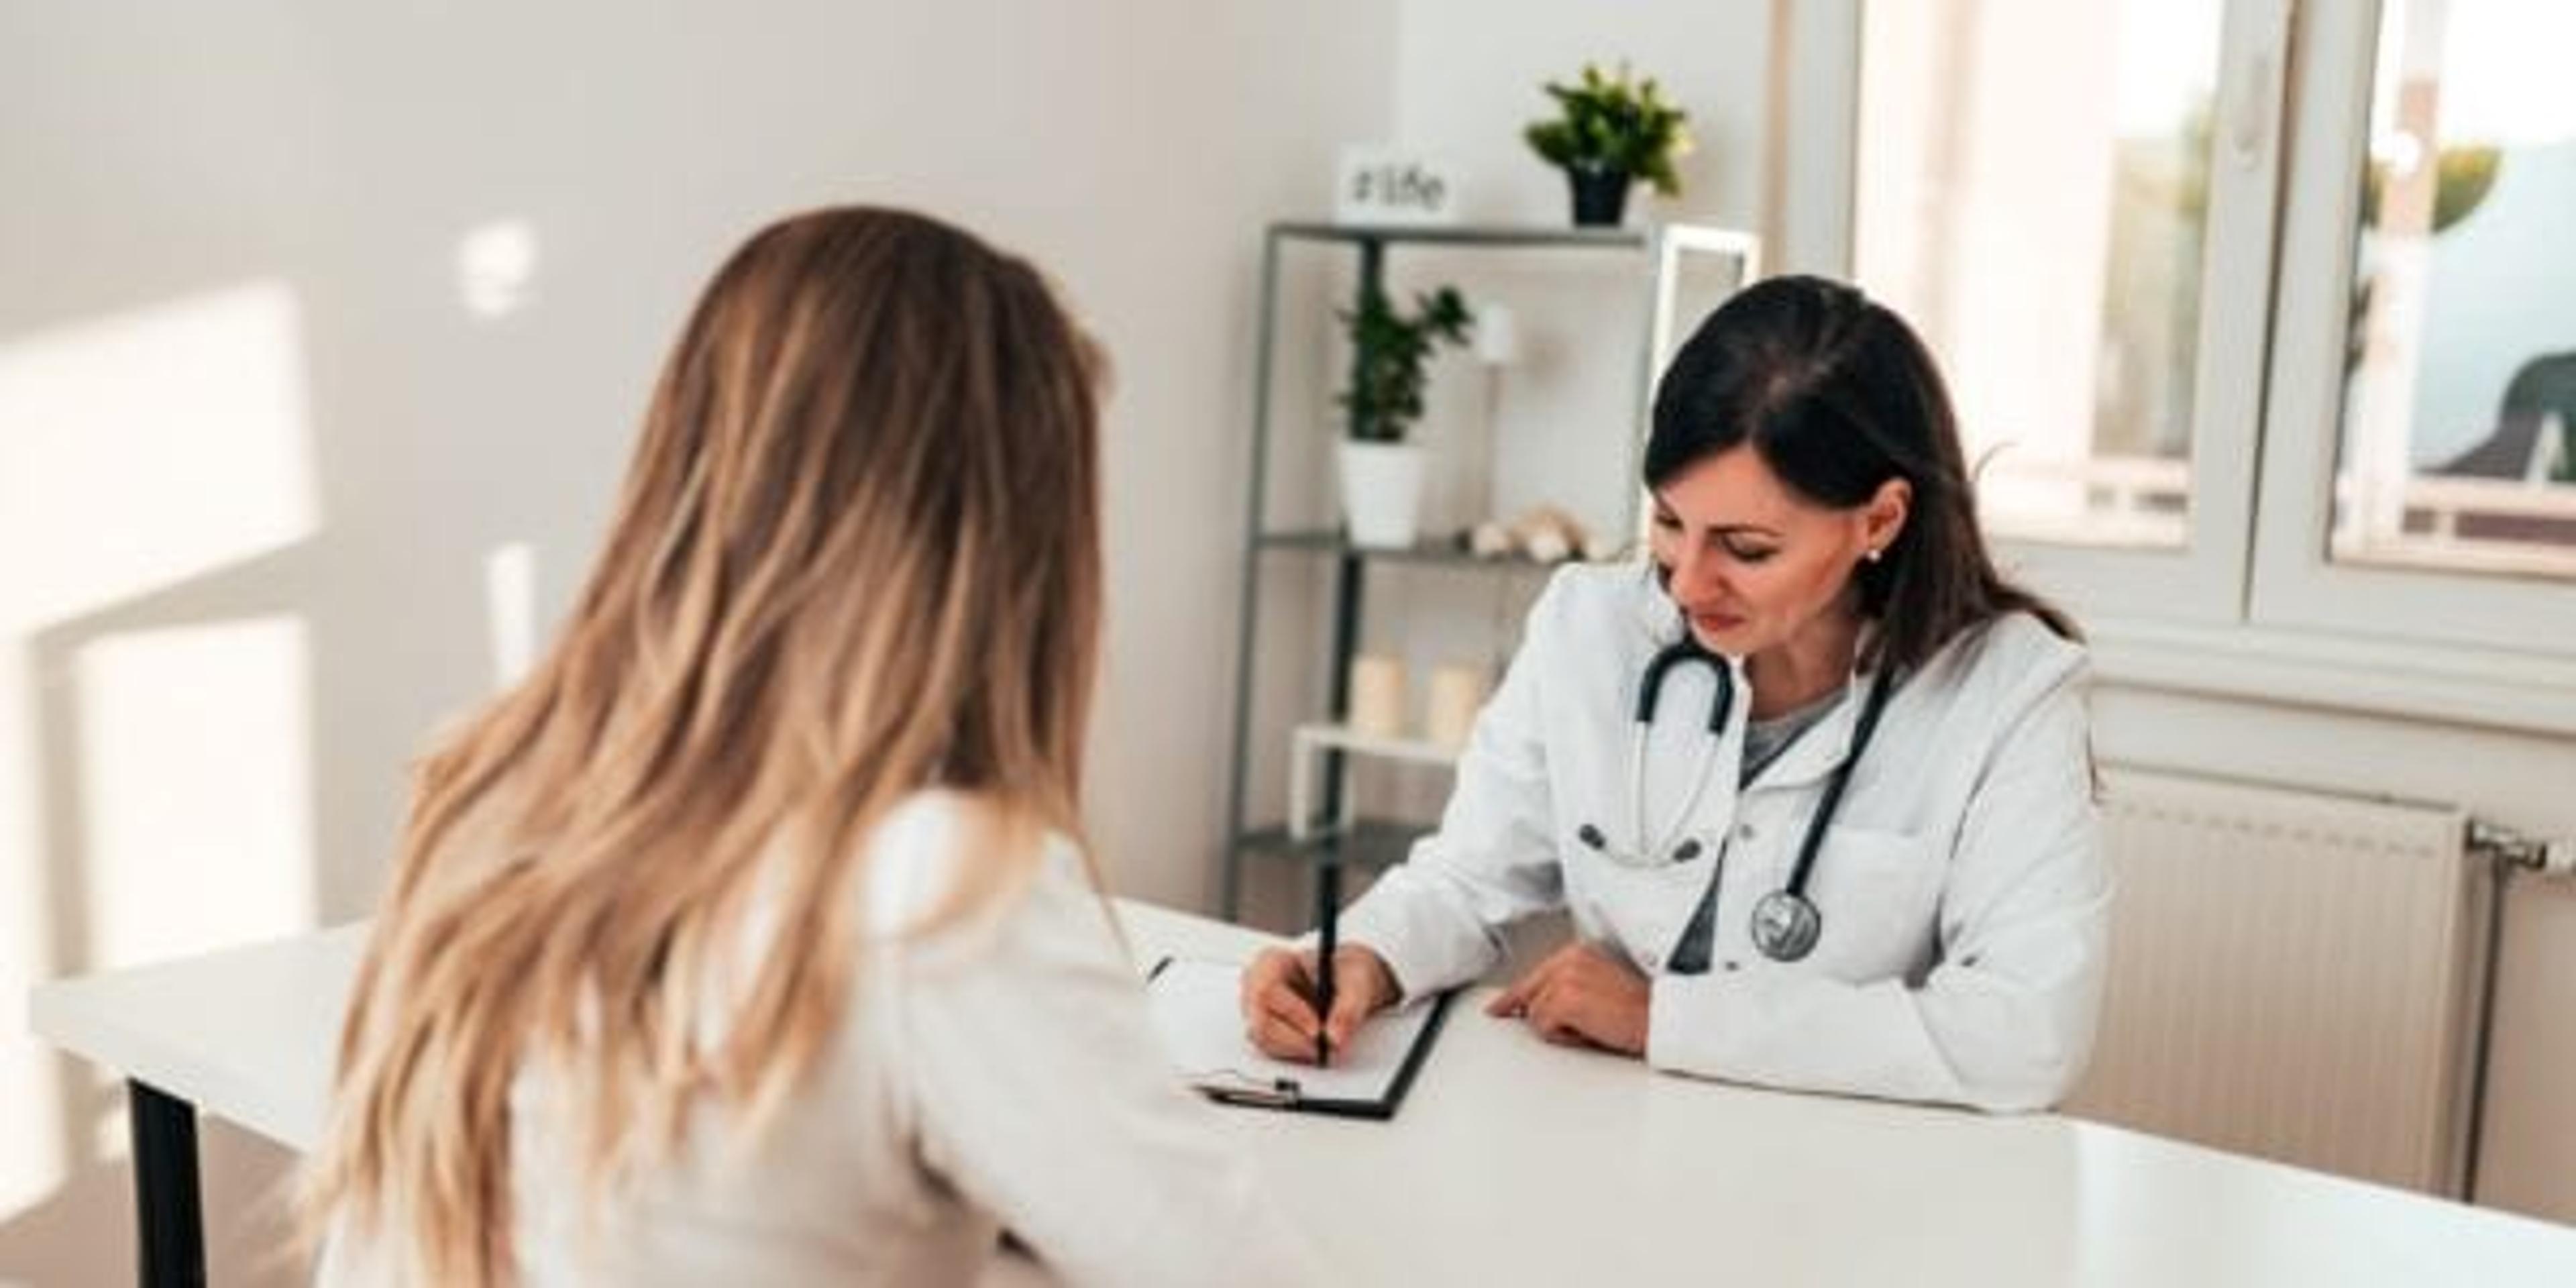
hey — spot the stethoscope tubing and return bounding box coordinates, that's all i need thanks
[1778,667,1898,904]
[1587,635,1902,963]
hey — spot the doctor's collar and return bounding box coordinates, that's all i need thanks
[1632,557,1690,648]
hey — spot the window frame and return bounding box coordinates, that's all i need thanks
[1978,0,2292,628]
[1803,0,2576,735]
[2247,0,2576,657]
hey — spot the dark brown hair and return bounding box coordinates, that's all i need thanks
[1647,274,2076,673]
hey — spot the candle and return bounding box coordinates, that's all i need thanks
[1348,654,1407,739]
[1425,663,1490,751]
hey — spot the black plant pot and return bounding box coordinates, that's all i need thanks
[1567,166,1633,227]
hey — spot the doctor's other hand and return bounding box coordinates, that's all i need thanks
[1485,943,1650,1056]
[1239,945,1399,1065]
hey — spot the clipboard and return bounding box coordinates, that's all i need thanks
[1144,956,1452,1120]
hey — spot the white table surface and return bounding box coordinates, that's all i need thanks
[33,902,2576,1286]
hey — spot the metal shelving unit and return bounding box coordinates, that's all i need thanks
[1253,529,1561,565]
[1216,219,1756,920]
[1232,818,1432,873]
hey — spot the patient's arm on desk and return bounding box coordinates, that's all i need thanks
[899,861,1328,1287]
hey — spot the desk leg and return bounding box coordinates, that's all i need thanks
[128,1079,205,1288]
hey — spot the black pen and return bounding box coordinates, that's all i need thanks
[1313,858,1340,1067]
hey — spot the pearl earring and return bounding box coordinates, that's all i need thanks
[1863,547,1882,564]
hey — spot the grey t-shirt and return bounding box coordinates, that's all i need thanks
[1668,684,1850,975]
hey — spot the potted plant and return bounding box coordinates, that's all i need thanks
[1336,284,1472,547]
[1523,62,1692,227]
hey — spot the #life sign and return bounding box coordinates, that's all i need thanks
[1336,148,1461,227]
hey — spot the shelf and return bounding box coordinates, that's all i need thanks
[1232,818,1430,869]
[1269,221,1651,250]
[1218,215,1758,918]
[1292,722,1462,769]
[1256,528,1573,570]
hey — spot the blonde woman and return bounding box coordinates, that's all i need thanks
[302,208,1319,1286]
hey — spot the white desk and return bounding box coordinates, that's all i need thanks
[35,902,2576,1286]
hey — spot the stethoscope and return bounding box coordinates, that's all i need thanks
[1576,637,1900,963]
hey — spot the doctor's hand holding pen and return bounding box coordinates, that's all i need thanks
[1239,945,1400,1065]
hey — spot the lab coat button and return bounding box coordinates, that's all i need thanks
[1733,823,1756,842]
[1723,960,1741,973]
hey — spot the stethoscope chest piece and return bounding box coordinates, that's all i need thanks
[1750,890,1823,962]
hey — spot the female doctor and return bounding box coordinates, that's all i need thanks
[1240,275,2110,1112]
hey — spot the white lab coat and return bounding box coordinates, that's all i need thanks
[1339,561,2109,1112]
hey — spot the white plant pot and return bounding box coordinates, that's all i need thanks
[1338,439,1426,548]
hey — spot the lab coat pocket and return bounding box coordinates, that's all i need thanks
[1803,826,1942,981]
[1563,825,1720,949]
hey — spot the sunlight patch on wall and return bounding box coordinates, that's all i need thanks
[484,541,539,685]
[74,616,317,970]
[0,279,317,1244]
[457,218,541,319]
[0,280,318,635]
[0,639,66,1224]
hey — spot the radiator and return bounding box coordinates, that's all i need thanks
[2064,767,2491,1196]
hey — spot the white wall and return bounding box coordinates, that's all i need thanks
[0,2,1395,1281]
[1392,0,1771,227]
[1389,0,1774,541]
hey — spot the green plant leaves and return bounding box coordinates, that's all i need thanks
[2359,143,2503,235]
[1523,61,1692,197]
[1336,286,1473,443]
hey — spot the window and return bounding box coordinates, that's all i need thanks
[1852,0,2288,623]
[2328,0,2576,580]
[1846,0,2576,667]
[2253,0,2576,655]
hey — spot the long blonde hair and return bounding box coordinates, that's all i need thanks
[300,207,1104,1285]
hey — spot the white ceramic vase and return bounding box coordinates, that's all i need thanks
[1337,439,1426,548]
